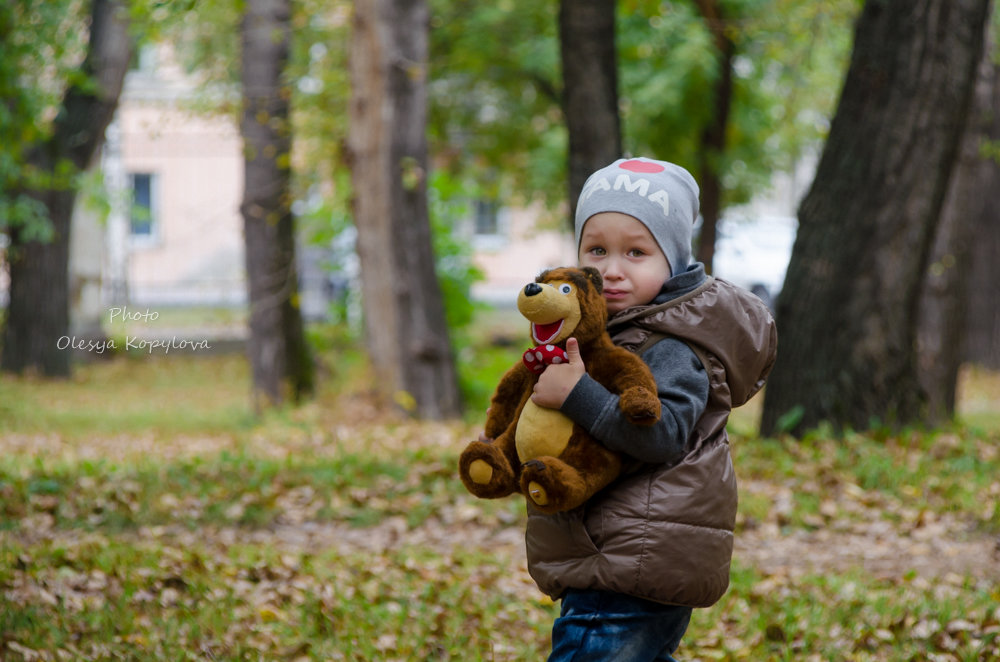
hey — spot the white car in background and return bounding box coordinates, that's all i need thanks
[709,214,797,310]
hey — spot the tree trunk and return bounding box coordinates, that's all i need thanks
[963,59,1000,371]
[559,0,621,231]
[692,0,735,273]
[348,0,462,419]
[1,0,131,377]
[917,17,995,423]
[240,0,314,410]
[4,186,76,376]
[760,0,991,437]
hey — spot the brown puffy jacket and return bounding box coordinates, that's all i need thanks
[524,276,777,607]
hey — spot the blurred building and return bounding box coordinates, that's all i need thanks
[55,43,575,334]
[98,44,246,310]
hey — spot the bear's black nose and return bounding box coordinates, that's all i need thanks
[524,283,542,297]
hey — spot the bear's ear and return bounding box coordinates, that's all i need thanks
[582,266,603,294]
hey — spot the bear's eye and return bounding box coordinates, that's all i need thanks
[559,284,573,295]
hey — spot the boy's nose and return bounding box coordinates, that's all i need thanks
[602,259,624,280]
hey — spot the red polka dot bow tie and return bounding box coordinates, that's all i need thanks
[522,344,568,374]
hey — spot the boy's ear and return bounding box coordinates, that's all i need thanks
[582,266,603,294]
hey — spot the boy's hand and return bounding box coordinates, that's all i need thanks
[531,338,585,409]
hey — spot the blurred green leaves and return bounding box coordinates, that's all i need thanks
[2,0,860,236]
[620,0,859,206]
[2,0,859,376]
[0,0,87,238]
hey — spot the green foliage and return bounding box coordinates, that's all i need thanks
[422,0,861,215]
[0,195,52,242]
[76,167,112,222]
[980,138,1000,165]
[286,2,351,211]
[141,0,243,90]
[427,171,486,335]
[619,0,859,206]
[618,1,716,170]
[457,336,524,421]
[0,0,862,239]
[0,0,88,239]
[429,0,565,208]
[426,170,507,410]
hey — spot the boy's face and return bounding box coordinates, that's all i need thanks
[578,212,672,315]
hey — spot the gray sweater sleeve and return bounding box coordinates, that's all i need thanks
[560,337,709,464]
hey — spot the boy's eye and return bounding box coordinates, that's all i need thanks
[589,247,606,256]
[628,249,646,257]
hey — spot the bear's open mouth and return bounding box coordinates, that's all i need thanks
[532,320,564,345]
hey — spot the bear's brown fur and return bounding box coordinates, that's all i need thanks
[458,266,661,513]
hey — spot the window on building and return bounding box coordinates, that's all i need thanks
[473,199,500,236]
[469,199,509,251]
[129,172,156,239]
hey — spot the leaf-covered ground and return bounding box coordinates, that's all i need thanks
[1,358,999,660]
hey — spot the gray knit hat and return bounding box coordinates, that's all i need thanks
[574,157,700,276]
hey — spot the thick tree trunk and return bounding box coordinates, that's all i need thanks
[559,0,621,231]
[1,0,131,377]
[692,0,735,273]
[760,0,990,437]
[348,0,461,419]
[917,19,996,423]
[240,0,313,409]
[963,59,1000,371]
[4,186,76,376]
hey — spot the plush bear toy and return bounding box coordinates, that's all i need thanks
[458,266,661,514]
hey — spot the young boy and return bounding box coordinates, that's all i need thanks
[527,157,777,661]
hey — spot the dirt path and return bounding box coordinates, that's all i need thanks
[120,501,998,589]
[734,520,1000,582]
[6,423,998,589]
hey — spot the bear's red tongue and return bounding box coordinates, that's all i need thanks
[532,320,564,344]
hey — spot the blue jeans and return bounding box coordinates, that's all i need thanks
[547,589,692,662]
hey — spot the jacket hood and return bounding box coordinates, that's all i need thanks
[607,276,777,407]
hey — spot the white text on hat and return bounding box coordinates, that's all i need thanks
[580,174,671,217]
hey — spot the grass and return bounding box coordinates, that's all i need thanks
[0,354,254,438]
[1,539,550,660]
[1,317,999,660]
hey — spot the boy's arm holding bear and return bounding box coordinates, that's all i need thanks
[535,336,708,465]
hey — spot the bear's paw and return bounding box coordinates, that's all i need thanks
[618,386,661,426]
[468,459,494,485]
